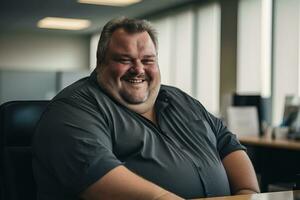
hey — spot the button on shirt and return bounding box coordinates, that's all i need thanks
[32,71,246,200]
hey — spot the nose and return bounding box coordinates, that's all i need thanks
[130,60,144,74]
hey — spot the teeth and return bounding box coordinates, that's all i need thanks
[128,79,143,83]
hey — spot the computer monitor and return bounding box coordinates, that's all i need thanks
[282,96,300,140]
[282,96,300,127]
[232,93,264,136]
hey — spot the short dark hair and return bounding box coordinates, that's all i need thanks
[96,17,158,66]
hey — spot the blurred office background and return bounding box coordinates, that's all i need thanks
[0,0,298,126]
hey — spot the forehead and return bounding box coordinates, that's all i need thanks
[108,28,156,53]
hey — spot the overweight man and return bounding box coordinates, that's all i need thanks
[32,17,260,200]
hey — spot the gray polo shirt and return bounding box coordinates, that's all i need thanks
[32,71,246,200]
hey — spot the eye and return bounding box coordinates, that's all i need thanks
[142,59,155,65]
[116,58,131,64]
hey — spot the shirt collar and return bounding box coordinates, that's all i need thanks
[155,86,171,112]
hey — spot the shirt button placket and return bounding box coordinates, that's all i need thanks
[196,165,211,197]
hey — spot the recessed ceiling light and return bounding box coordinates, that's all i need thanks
[78,0,142,7]
[37,17,91,30]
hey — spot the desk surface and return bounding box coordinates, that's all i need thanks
[193,190,300,200]
[238,135,300,151]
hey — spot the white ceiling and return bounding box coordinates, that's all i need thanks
[0,0,199,35]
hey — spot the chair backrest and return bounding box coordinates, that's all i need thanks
[0,101,49,200]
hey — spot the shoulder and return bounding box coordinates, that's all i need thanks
[158,85,211,123]
[160,85,190,100]
[53,72,100,103]
[33,74,114,151]
[37,72,121,135]
[49,72,116,115]
[160,85,206,110]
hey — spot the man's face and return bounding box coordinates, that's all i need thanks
[97,28,161,114]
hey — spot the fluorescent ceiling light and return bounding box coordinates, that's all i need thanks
[78,0,142,7]
[37,17,91,30]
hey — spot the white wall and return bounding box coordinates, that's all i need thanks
[0,32,90,71]
[153,17,173,85]
[237,0,262,94]
[151,10,194,96]
[196,2,221,115]
[273,0,300,125]
[90,34,100,70]
[171,10,194,95]
[237,0,272,97]
[151,3,221,114]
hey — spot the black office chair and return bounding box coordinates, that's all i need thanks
[0,101,49,200]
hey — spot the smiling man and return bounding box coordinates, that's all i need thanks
[96,27,160,122]
[32,17,260,200]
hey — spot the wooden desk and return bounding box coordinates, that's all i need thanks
[193,190,300,200]
[238,135,300,151]
[237,135,300,192]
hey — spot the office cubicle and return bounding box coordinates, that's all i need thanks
[0,70,90,104]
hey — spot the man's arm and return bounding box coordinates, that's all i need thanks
[222,150,260,195]
[80,166,184,200]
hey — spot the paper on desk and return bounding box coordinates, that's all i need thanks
[227,106,259,136]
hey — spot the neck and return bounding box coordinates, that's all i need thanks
[141,107,157,125]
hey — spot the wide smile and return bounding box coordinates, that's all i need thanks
[128,79,144,83]
[123,78,146,85]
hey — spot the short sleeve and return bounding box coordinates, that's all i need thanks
[179,90,246,161]
[33,98,122,196]
[206,112,246,160]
